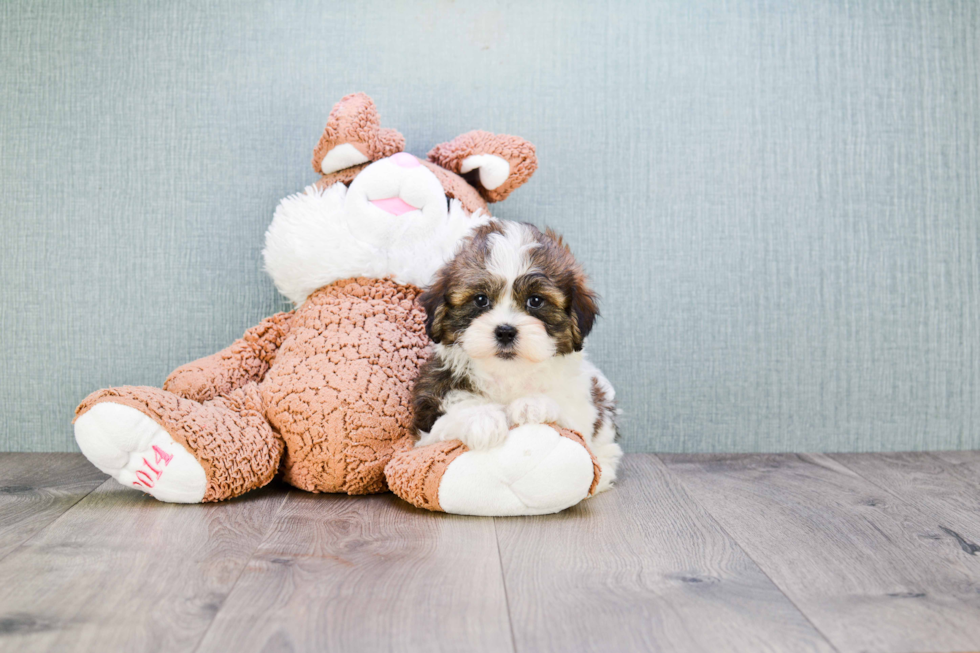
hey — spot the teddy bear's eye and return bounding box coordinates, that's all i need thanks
[526,295,544,310]
[474,294,490,308]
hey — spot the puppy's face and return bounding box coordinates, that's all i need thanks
[421,221,598,363]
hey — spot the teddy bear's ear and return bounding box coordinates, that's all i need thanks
[427,131,537,203]
[312,93,405,175]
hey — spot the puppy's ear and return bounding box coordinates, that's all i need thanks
[312,93,405,175]
[428,131,537,203]
[544,227,600,351]
[419,274,450,344]
[569,273,599,352]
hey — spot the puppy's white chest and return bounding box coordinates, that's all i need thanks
[476,359,597,438]
[483,372,549,403]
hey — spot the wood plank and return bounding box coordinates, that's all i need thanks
[495,455,835,653]
[930,450,980,487]
[0,453,106,561]
[831,452,980,556]
[0,479,287,652]
[196,491,514,653]
[662,453,980,653]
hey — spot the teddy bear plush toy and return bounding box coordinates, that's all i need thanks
[73,93,600,516]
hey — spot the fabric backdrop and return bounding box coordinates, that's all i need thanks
[2,0,978,452]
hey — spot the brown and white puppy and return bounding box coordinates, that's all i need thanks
[414,220,622,492]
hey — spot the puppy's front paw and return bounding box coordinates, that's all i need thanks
[431,404,509,451]
[506,395,561,427]
[458,405,510,450]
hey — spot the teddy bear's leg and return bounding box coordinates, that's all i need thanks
[385,424,600,517]
[74,383,283,503]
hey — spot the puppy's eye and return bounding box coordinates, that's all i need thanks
[526,295,544,310]
[474,294,490,308]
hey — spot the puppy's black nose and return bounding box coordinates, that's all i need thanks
[494,324,518,346]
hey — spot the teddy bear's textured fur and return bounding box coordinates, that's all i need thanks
[73,93,602,514]
[265,278,426,495]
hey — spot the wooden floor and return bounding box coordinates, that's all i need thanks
[1,453,979,653]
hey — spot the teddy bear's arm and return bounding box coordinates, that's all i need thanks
[162,312,293,403]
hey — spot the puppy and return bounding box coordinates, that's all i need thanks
[413,220,622,493]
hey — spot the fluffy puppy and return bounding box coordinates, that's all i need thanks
[414,220,622,493]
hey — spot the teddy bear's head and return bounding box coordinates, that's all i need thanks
[311,92,537,217]
[264,93,539,306]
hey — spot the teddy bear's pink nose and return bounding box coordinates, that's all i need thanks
[390,152,420,168]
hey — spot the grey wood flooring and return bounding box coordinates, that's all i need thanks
[1,452,978,653]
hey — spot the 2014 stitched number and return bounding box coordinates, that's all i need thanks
[132,445,173,489]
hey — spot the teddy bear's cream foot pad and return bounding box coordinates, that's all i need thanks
[74,402,207,503]
[437,424,597,516]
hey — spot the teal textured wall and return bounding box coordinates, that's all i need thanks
[2,0,978,452]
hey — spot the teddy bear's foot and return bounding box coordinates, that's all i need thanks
[74,402,208,503]
[75,384,284,503]
[385,424,600,517]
